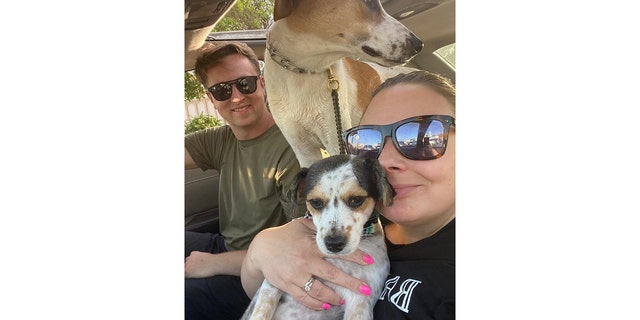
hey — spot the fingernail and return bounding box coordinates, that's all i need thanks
[322,303,331,310]
[359,284,371,296]
[340,299,346,305]
[363,254,374,265]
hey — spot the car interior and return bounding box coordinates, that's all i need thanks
[184,0,455,233]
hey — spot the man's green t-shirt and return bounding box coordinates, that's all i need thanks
[185,124,305,251]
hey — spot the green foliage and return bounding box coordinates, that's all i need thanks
[185,71,206,102]
[213,0,274,31]
[185,113,223,135]
[185,0,273,101]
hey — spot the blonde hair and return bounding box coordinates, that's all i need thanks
[372,71,455,111]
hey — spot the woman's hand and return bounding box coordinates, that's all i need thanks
[241,218,374,310]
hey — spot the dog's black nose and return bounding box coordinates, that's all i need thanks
[408,33,424,54]
[324,235,347,253]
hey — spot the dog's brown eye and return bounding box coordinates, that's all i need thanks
[347,196,366,208]
[308,199,325,210]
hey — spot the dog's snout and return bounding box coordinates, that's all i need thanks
[408,33,424,54]
[324,234,347,253]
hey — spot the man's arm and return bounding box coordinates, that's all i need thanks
[185,250,247,278]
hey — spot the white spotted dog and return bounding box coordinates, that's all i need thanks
[265,0,423,167]
[242,154,395,320]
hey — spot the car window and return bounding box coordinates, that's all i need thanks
[212,0,274,32]
[436,43,456,69]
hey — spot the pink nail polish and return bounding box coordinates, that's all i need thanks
[359,284,371,296]
[340,299,346,305]
[322,303,331,310]
[363,254,374,265]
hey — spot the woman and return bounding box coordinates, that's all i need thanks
[241,70,455,319]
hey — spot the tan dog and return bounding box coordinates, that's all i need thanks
[264,0,423,167]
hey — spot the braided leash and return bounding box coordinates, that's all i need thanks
[327,68,347,155]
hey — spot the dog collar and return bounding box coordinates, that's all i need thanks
[362,210,380,237]
[266,42,319,74]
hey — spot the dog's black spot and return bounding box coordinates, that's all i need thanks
[338,33,344,38]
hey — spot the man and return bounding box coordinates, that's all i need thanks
[184,42,304,319]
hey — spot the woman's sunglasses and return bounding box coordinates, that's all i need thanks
[207,75,259,101]
[342,115,455,160]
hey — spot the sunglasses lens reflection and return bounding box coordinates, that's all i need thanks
[345,129,382,159]
[209,76,258,101]
[212,84,232,101]
[345,119,447,160]
[237,77,257,93]
[395,120,446,160]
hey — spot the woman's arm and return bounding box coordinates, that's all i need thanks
[241,217,373,310]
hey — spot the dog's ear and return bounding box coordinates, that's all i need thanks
[273,0,298,21]
[287,167,309,210]
[367,158,395,207]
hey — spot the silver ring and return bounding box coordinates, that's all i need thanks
[303,277,315,293]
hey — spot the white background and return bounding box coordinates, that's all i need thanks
[1,0,639,318]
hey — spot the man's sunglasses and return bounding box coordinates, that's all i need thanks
[342,115,455,160]
[207,76,259,101]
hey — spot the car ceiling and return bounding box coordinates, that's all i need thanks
[185,0,455,82]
